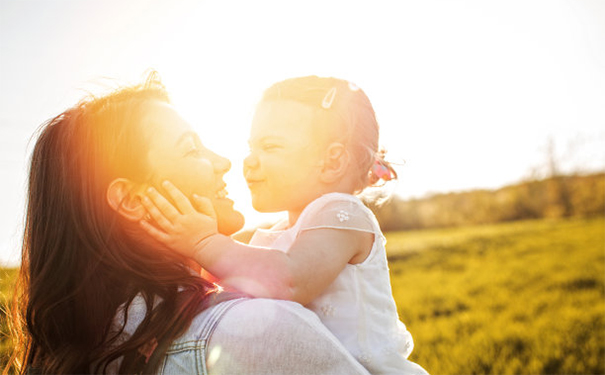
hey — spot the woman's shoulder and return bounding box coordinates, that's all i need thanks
[216,298,324,330]
[118,297,320,342]
[199,298,370,375]
[188,298,328,339]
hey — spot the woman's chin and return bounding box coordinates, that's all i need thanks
[218,210,245,235]
[214,198,245,235]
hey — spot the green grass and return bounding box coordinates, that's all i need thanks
[1,217,604,374]
[388,216,605,375]
[0,267,18,372]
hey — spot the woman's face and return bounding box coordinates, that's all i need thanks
[142,101,244,234]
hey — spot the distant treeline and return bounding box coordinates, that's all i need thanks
[366,172,605,231]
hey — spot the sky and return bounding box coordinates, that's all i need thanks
[1,0,604,266]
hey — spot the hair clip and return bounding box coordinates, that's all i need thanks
[322,87,337,109]
[372,160,393,181]
[348,81,360,91]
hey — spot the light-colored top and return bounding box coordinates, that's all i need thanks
[104,296,371,374]
[250,192,427,375]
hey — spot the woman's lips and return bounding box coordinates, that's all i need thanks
[215,188,228,199]
[213,182,231,201]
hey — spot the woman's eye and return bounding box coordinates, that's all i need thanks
[186,148,203,157]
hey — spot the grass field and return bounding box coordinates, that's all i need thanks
[1,217,604,374]
[0,267,18,372]
[388,216,605,375]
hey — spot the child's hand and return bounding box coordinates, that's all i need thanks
[139,180,218,258]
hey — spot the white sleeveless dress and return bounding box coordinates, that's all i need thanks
[249,192,428,375]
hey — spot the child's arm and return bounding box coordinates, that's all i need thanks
[140,181,372,305]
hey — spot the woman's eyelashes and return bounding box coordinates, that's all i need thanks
[183,136,206,158]
[185,147,204,158]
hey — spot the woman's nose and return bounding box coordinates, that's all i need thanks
[212,152,231,174]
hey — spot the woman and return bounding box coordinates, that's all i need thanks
[5,72,370,374]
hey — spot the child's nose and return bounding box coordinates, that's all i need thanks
[243,152,258,170]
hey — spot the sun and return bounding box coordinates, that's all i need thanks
[161,72,286,230]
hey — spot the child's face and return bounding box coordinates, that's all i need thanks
[244,100,326,217]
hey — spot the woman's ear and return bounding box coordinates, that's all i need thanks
[319,142,350,184]
[106,178,146,222]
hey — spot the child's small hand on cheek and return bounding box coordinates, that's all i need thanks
[139,180,218,258]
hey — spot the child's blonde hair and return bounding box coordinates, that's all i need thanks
[261,75,396,192]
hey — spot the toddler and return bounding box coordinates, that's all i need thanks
[141,76,428,375]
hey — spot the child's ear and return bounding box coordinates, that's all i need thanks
[106,178,146,222]
[319,142,349,184]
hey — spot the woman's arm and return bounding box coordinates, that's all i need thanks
[140,181,372,305]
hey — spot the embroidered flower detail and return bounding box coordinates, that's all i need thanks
[320,304,336,317]
[336,210,349,222]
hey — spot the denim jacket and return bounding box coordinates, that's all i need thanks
[153,297,246,374]
[105,297,371,375]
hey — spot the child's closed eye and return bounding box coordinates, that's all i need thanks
[262,143,282,152]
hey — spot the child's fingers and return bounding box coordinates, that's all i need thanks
[139,219,170,244]
[146,186,181,221]
[192,195,217,220]
[161,180,195,215]
[142,195,175,231]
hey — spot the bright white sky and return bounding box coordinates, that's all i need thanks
[1,0,604,266]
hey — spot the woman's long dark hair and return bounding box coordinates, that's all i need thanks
[5,72,219,374]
